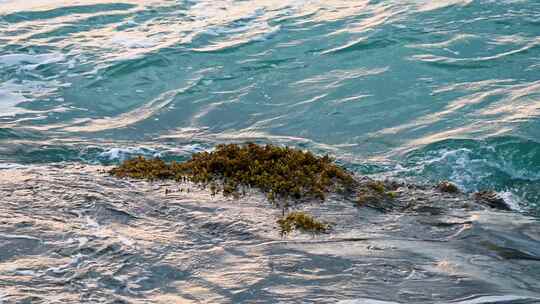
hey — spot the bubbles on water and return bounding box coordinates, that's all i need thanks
[391,136,540,213]
[98,146,161,161]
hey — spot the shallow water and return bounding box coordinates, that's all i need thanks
[1,1,540,302]
[1,165,540,303]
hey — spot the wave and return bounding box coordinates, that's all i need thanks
[97,144,206,162]
[2,161,539,303]
[0,128,42,140]
[1,133,539,214]
[338,295,540,304]
[321,37,397,55]
[0,52,65,68]
[0,141,208,165]
[394,136,540,213]
[0,3,136,23]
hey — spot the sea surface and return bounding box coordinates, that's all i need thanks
[1,1,540,303]
[1,0,540,211]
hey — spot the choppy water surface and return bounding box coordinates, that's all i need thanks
[1,165,540,303]
[1,0,540,209]
[1,0,540,302]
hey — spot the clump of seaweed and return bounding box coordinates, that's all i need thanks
[356,180,398,211]
[436,181,460,193]
[110,157,172,180]
[110,143,356,203]
[367,180,386,194]
[277,211,329,236]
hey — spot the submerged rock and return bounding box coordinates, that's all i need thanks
[473,190,511,211]
[436,181,460,193]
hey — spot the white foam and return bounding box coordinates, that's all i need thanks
[77,237,89,247]
[118,234,135,247]
[15,270,37,276]
[0,53,65,68]
[98,147,161,161]
[0,163,26,169]
[166,143,206,155]
[110,34,158,49]
[338,299,400,304]
[337,295,538,304]
[0,85,29,117]
[499,190,523,211]
[416,0,472,12]
[85,216,100,229]
[0,79,70,118]
[98,144,206,162]
[452,295,540,304]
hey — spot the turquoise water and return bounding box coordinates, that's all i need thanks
[1,0,539,211]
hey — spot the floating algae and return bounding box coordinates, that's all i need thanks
[436,181,460,193]
[110,143,356,204]
[356,180,398,211]
[277,211,329,236]
[110,143,513,236]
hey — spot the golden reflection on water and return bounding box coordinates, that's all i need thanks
[0,0,538,155]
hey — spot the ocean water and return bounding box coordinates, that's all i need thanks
[1,0,539,211]
[1,1,540,303]
[2,164,540,303]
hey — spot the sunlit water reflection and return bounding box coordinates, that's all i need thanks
[1,1,540,302]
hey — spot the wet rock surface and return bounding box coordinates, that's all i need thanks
[0,164,539,303]
[474,190,512,211]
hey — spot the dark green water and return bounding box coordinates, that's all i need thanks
[1,0,539,211]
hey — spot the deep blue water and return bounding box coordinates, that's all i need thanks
[1,0,539,212]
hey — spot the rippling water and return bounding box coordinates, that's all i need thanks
[2,0,540,212]
[1,1,540,302]
[1,165,540,303]
[1,0,540,208]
